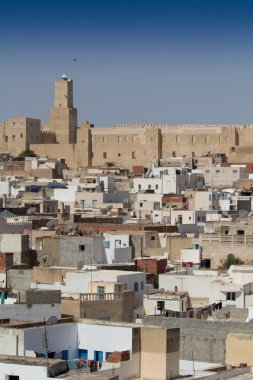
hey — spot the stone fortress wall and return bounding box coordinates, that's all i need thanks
[2,75,253,170]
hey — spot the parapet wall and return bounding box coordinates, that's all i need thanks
[144,316,253,364]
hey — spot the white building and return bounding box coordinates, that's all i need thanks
[152,209,206,225]
[203,165,248,187]
[132,166,205,195]
[143,291,189,315]
[0,234,30,265]
[31,269,146,311]
[159,270,219,300]
[159,265,253,309]
[103,233,132,264]
[0,319,180,380]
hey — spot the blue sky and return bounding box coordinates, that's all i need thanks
[1,0,253,126]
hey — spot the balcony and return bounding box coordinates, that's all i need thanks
[80,292,123,301]
[200,234,253,246]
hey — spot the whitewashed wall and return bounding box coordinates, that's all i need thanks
[24,323,78,358]
[0,304,61,322]
[78,323,133,358]
[0,362,48,380]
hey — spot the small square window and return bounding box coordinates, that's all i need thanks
[20,133,23,138]
[79,245,85,251]
[103,152,107,159]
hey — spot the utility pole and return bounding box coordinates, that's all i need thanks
[192,349,195,379]
[169,203,172,260]
[43,318,50,377]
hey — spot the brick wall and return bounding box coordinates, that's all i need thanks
[135,258,167,274]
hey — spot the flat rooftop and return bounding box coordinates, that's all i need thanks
[0,355,64,367]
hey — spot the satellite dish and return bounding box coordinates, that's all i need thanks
[27,206,37,215]
[61,73,68,80]
[46,219,58,230]
[38,252,49,267]
[46,316,58,326]
[56,226,66,235]
[63,223,77,234]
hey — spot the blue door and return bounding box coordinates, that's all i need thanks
[94,350,103,361]
[61,350,69,360]
[79,349,88,359]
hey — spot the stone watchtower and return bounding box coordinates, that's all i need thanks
[50,74,77,144]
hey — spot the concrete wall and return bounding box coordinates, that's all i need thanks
[200,245,253,269]
[226,333,253,366]
[0,328,25,356]
[0,361,48,380]
[140,327,179,380]
[59,235,104,267]
[143,295,185,315]
[8,269,33,301]
[61,298,81,318]
[24,323,78,358]
[0,304,61,322]
[0,234,30,265]
[26,289,61,305]
[158,235,192,262]
[159,271,218,298]
[61,291,135,322]
[40,237,60,266]
[32,267,76,284]
[144,316,253,364]
[78,323,133,359]
[80,291,134,322]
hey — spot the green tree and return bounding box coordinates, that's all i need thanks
[19,149,38,158]
[220,254,244,270]
[104,161,117,167]
[153,274,159,289]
